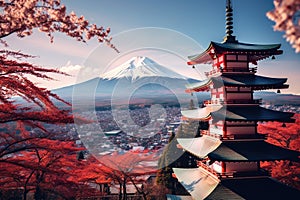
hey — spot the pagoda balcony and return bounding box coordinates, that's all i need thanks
[222,99,262,105]
[205,68,221,77]
[220,67,257,73]
[201,130,222,139]
[201,130,267,141]
[221,134,267,141]
[197,160,219,177]
[197,161,270,180]
[205,67,257,77]
[217,169,270,180]
[204,99,262,105]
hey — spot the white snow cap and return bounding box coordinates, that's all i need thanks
[101,56,188,80]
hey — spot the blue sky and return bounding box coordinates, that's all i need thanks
[5,0,300,93]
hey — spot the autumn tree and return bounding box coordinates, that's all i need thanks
[0,0,116,199]
[0,123,105,200]
[258,113,300,190]
[267,0,300,52]
[94,152,158,200]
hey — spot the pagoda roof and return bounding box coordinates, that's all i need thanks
[186,74,288,92]
[208,141,300,162]
[172,167,220,200]
[212,106,295,123]
[177,136,221,158]
[173,168,300,200]
[217,177,300,200]
[176,138,300,162]
[181,106,222,121]
[188,41,282,65]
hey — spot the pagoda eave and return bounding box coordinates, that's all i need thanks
[211,106,295,123]
[172,167,220,200]
[187,41,282,65]
[185,75,288,92]
[251,84,289,91]
[208,141,300,162]
[181,106,222,121]
[214,177,300,199]
[173,168,300,200]
[185,79,212,93]
[177,136,222,159]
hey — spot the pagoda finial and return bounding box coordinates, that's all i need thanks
[224,0,237,43]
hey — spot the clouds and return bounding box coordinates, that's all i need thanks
[59,61,84,75]
[26,61,85,90]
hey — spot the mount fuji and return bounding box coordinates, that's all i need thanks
[102,56,189,80]
[53,56,205,105]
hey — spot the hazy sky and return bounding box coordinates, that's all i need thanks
[5,0,300,94]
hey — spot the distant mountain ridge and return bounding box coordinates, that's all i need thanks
[52,56,300,107]
[254,91,300,105]
[53,56,201,106]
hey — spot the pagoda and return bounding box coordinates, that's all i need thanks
[172,0,300,199]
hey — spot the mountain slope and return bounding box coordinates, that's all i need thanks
[53,56,202,105]
[102,56,189,80]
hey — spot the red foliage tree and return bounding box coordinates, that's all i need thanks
[258,113,300,190]
[94,152,158,200]
[0,138,114,199]
[0,0,116,199]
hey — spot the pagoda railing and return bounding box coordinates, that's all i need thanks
[222,99,262,105]
[220,67,257,73]
[201,130,267,141]
[201,130,222,139]
[204,99,262,105]
[197,161,219,177]
[221,134,267,141]
[205,67,257,76]
[205,68,221,76]
[197,161,270,180]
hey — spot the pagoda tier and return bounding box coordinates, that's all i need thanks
[187,41,282,65]
[181,105,295,122]
[185,74,289,93]
[209,140,300,162]
[177,137,300,162]
[173,167,300,200]
[171,0,300,199]
[212,105,295,122]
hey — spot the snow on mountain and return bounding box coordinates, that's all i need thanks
[101,56,188,80]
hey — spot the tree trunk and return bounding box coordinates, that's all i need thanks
[22,189,28,200]
[122,180,127,200]
[119,183,122,200]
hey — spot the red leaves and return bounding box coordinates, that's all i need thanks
[258,113,300,189]
[0,50,76,126]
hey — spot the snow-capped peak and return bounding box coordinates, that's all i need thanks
[101,56,188,80]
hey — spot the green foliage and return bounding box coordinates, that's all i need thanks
[156,120,208,194]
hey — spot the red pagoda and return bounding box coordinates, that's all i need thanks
[172,0,300,199]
